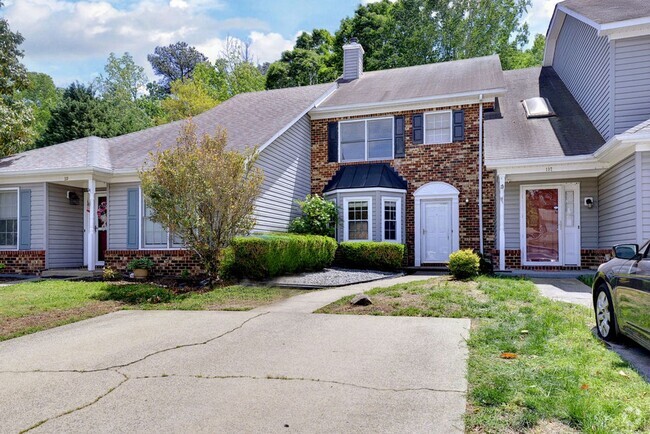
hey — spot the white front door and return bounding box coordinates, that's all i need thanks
[421,200,452,263]
[83,192,108,267]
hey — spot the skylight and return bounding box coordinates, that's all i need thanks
[522,97,556,118]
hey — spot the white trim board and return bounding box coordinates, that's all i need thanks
[381,196,402,243]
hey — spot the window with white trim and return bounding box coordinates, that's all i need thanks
[344,198,372,241]
[340,117,393,162]
[142,203,184,249]
[382,197,401,243]
[0,190,18,249]
[424,111,452,144]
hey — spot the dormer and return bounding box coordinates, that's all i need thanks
[544,1,650,141]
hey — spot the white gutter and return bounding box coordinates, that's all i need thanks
[478,95,484,255]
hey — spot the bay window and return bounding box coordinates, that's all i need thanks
[343,197,372,241]
[340,117,393,162]
[382,197,401,243]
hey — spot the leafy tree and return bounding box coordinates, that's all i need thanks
[500,33,545,70]
[17,72,62,142]
[147,42,208,90]
[37,82,103,146]
[140,121,264,280]
[266,29,338,89]
[289,195,338,238]
[0,0,34,156]
[95,52,148,101]
[156,79,220,124]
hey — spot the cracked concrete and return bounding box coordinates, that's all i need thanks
[0,276,470,433]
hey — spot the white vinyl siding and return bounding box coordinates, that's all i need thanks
[0,189,18,249]
[424,111,452,144]
[598,155,637,247]
[552,14,610,140]
[253,114,312,233]
[641,152,650,242]
[613,36,650,134]
[339,117,394,162]
[500,178,599,250]
[46,183,84,268]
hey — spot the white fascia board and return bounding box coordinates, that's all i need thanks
[557,4,650,40]
[557,5,602,32]
[309,90,503,120]
[0,166,135,184]
[326,187,407,195]
[257,83,339,154]
[543,9,566,66]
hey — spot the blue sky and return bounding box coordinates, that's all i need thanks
[2,0,559,87]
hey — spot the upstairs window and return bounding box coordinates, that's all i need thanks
[0,190,18,249]
[424,111,452,144]
[340,117,393,162]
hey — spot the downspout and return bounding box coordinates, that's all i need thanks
[478,95,484,255]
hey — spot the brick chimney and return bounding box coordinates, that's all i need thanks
[342,37,364,81]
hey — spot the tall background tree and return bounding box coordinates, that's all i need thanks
[0,0,35,156]
[147,42,208,91]
[15,72,61,145]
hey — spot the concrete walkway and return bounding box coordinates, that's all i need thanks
[0,274,471,433]
[254,274,431,313]
[532,278,593,308]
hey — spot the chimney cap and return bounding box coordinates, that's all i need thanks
[349,37,358,44]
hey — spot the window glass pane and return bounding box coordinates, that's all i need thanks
[383,200,397,241]
[347,200,369,240]
[368,118,392,159]
[144,205,168,247]
[340,121,366,161]
[425,112,451,144]
[0,191,18,248]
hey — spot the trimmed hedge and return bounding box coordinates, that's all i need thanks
[336,242,405,271]
[448,249,480,280]
[220,233,337,280]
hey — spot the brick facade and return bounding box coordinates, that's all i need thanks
[311,103,496,266]
[105,250,205,277]
[0,250,46,275]
[492,249,612,271]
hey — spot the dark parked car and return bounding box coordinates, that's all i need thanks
[592,242,650,351]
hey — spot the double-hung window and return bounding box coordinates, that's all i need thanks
[340,117,393,162]
[381,197,401,243]
[424,111,452,144]
[142,202,184,249]
[343,197,372,241]
[0,189,18,249]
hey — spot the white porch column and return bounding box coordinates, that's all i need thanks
[87,178,96,271]
[498,173,506,271]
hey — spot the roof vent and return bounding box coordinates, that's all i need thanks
[522,97,556,118]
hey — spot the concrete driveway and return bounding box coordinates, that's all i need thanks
[0,282,470,433]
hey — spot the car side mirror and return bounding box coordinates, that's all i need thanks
[613,244,639,260]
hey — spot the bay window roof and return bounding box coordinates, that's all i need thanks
[323,163,407,193]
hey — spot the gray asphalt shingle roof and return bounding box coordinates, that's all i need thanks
[0,83,334,174]
[319,55,505,108]
[484,67,605,163]
[559,0,650,25]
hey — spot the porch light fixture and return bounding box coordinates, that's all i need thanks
[584,197,594,209]
[67,191,80,206]
[522,97,556,119]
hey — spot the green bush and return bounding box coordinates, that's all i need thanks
[98,284,174,304]
[448,249,480,280]
[336,242,405,271]
[126,257,155,271]
[220,233,338,280]
[288,195,338,237]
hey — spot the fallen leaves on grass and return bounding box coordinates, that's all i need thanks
[500,352,518,359]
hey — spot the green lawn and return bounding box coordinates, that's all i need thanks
[317,277,650,433]
[0,280,302,341]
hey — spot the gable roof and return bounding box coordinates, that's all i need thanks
[323,163,407,193]
[558,0,650,25]
[0,83,334,175]
[316,55,505,111]
[484,66,605,164]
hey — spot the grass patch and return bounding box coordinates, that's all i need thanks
[577,273,596,288]
[318,276,650,433]
[0,280,303,341]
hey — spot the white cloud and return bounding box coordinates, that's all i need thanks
[525,0,561,38]
[3,0,284,84]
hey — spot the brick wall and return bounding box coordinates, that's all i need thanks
[311,103,496,266]
[492,249,612,270]
[105,250,205,277]
[0,250,46,275]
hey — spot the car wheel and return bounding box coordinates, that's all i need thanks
[595,284,618,341]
